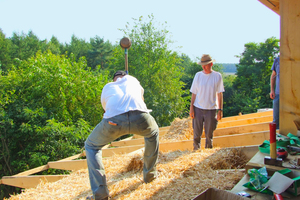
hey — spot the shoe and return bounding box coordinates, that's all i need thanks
[94,185,109,200]
[86,195,109,200]
[86,185,109,200]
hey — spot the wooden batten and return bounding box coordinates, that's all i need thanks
[48,160,87,171]
[1,175,68,189]
[217,115,273,129]
[218,110,272,122]
[213,122,269,137]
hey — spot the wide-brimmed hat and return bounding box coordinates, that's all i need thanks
[113,70,127,79]
[198,54,215,65]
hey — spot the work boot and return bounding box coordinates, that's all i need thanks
[94,185,109,200]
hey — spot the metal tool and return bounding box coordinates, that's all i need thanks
[287,145,300,153]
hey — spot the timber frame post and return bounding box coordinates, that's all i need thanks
[280,0,300,135]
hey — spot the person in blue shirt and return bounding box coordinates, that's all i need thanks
[270,56,280,129]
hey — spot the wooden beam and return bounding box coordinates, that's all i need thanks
[112,122,270,146]
[159,131,269,152]
[1,175,68,189]
[13,165,49,177]
[280,0,300,135]
[102,145,144,157]
[217,115,273,129]
[209,131,269,149]
[258,0,280,15]
[213,122,269,137]
[219,110,272,122]
[48,160,87,171]
[111,138,144,147]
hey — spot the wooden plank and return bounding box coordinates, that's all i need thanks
[112,122,270,147]
[210,131,270,149]
[245,151,300,172]
[213,122,269,137]
[13,165,49,177]
[217,115,273,129]
[280,0,300,136]
[219,110,272,123]
[159,131,269,152]
[1,175,68,189]
[111,138,144,147]
[48,160,87,171]
[102,145,144,157]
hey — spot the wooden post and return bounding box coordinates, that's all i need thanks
[280,0,300,135]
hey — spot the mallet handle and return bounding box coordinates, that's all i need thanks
[125,48,128,74]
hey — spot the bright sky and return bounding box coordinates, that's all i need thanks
[0,0,280,63]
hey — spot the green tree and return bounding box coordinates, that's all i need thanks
[87,36,113,70]
[65,35,91,61]
[44,36,64,55]
[109,15,187,126]
[0,51,108,198]
[10,31,41,61]
[227,37,279,115]
[0,29,12,73]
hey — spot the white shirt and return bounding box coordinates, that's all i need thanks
[190,71,224,110]
[101,75,151,118]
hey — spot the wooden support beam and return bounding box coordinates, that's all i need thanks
[219,111,272,122]
[160,131,269,152]
[102,145,144,157]
[217,115,273,129]
[112,122,270,147]
[1,175,68,189]
[213,122,269,137]
[280,0,300,135]
[13,165,49,177]
[111,138,144,147]
[48,160,87,171]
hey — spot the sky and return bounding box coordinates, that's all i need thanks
[0,0,280,63]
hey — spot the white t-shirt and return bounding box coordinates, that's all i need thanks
[190,71,225,110]
[101,75,151,118]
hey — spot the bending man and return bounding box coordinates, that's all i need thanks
[85,70,159,200]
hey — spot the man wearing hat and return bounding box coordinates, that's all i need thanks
[85,71,159,200]
[189,54,225,150]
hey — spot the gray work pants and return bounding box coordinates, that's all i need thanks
[192,107,218,150]
[84,110,159,195]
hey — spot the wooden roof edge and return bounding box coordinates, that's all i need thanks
[258,0,280,15]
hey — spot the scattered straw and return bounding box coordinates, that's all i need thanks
[160,117,193,142]
[6,147,249,200]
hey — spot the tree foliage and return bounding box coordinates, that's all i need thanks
[109,15,188,126]
[225,37,280,116]
[0,51,109,198]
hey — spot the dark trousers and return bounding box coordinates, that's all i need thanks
[192,107,218,150]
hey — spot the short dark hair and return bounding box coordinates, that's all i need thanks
[113,70,127,79]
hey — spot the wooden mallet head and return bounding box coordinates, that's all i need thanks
[120,37,132,49]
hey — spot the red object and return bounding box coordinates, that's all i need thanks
[277,148,288,159]
[269,122,277,143]
[274,193,284,200]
